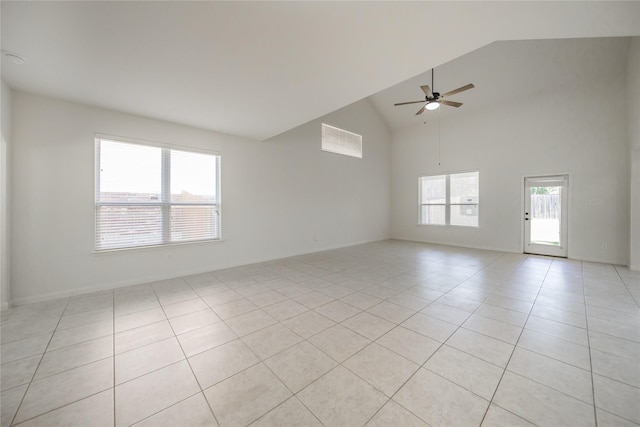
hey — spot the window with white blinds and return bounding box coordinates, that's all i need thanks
[95,137,221,251]
[321,123,362,158]
[419,171,479,227]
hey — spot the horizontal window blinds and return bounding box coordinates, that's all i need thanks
[321,123,362,158]
[95,138,220,251]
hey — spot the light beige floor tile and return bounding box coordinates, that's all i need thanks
[162,297,208,319]
[115,320,174,354]
[425,345,504,400]
[204,363,292,427]
[202,289,245,309]
[319,284,356,299]
[376,326,441,364]
[115,361,200,426]
[281,310,335,339]
[210,298,259,320]
[0,333,50,364]
[264,341,336,393]
[517,328,591,370]
[35,335,113,380]
[189,339,259,389]
[14,358,113,424]
[530,305,587,328]
[225,309,277,337]
[420,303,472,325]
[593,374,640,424]
[1,384,27,427]
[365,400,428,427]
[493,371,596,427]
[17,389,114,427]
[342,312,395,341]
[48,319,113,350]
[368,301,416,324]
[401,312,459,342]
[297,366,387,427]
[476,303,529,327]
[596,408,640,427]
[241,323,302,359]
[314,300,361,323]
[588,330,640,362]
[252,397,322,427]
[133,393,218,427]
[247,290,288,308]
[591,348,640,388]
[507,347,593,404]
[262,299,308,321]
[481,404,536,427]
[115,307,166,333]
[293,291,334,309]
[177,322,237,357]
[116,336,185,384]
[169,308,221,335]
[446,328,514,367]
[308,324,371,362]
[344,343,419,397]
[524,315,589,346]
[394,368,489,427]
[340,292,383,310]
[158,290,199,307]
[462,313,522,344]
[1,355,41,391]
[58,307,113,330]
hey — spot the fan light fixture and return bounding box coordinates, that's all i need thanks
[426,102,440,111]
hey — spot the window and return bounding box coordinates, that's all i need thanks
[95,136,221,251]
[419,171,479,227]
[321,123,362,158]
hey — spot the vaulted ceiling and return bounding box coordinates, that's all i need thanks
[2,1,639,141]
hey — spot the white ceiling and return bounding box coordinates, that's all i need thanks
[2,1,639,141]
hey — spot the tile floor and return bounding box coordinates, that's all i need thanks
[1,240,639,426]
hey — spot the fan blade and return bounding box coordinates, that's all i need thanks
[420,85,434,98]
[441,100,463,108]
[441,83,474,98]
[394,100,426,106]
[415,105,426,115]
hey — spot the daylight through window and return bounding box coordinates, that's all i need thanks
[419,171,479,226]
[95,137,221,250]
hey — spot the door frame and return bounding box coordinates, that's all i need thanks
[521,173,571,257]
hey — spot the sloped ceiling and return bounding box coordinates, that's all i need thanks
[369,37,633,131]
[2,1,639,141]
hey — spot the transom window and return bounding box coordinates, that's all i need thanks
[95,136,221,251]
[321,123,362,158]
[419,171,479,227]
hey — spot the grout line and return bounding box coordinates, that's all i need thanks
[476,253,551,427]
[582,261,599,427]
[9,297,71,427]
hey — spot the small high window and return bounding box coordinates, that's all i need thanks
[321,123,362,158]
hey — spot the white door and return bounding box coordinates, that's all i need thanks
[524,175,568,257]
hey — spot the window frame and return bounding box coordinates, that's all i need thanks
[94,134,222,252]
[418,170,479,227]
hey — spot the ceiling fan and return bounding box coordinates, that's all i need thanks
[394,69,474,115]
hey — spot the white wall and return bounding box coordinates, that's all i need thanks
[1,80,12,309]
[391,46,630,265]
[629,37,640,271]
[10,92,390,305]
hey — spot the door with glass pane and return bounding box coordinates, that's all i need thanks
[524,175,568,257]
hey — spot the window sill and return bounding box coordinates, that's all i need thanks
[93,238,224,255]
